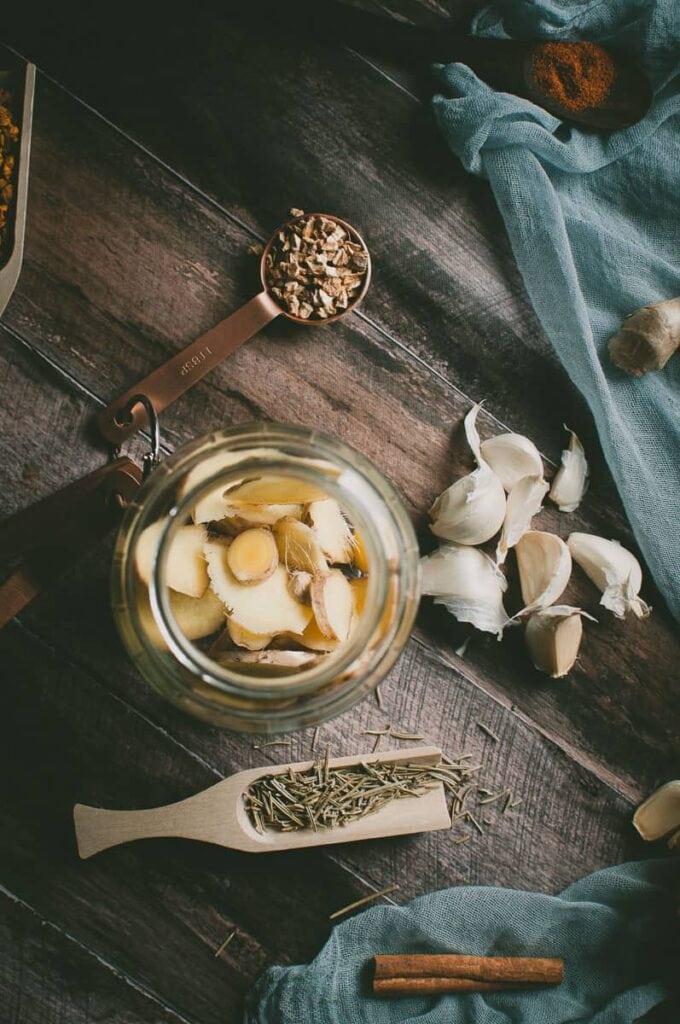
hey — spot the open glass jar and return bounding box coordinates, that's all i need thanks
[112,423,420,732]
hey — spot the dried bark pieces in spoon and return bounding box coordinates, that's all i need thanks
[265,210,369,320]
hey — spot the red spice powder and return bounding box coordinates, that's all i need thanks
[530,41,616,111]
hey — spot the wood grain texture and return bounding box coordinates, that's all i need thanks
[0,81,677,797]
[0,892,196,1024]
[0,5,677,1021]
[2,4,609,464]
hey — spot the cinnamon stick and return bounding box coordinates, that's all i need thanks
[372,954,563,996]
[373,977,529,996]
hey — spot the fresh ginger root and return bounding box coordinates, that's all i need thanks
[609,297,680,377]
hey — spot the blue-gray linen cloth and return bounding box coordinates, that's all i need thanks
[433,0,680,619]
[245,859,677,1023]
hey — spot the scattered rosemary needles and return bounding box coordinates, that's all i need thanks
[243,756,487,835]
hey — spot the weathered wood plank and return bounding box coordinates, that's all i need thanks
[0,325,652,1022]
[1,623,382,1024]
[0,76,677,794]
[0,891,196,1024]
[2,6,608,464]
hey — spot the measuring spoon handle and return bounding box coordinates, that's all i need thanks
[97,290,281,445]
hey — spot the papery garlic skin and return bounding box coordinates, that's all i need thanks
[632,781,680,841]
[496,475,549,565]
[567,533,651,619]
[549,428,588,513]
[515,531,572,614]
[430,467,506,545]
[430,404,506,545]
[480,433,544,492]
[421,544,508,638]
[525,605,594,678]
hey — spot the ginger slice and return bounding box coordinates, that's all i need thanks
[219,503,303,529]
[226,528,279,584]
[214,648,322,677]
[352,529,369,574]
[283,619,340,653]
[225,474,327,505]
[135,520,208,598]
[289,570,313,602]
[177,448,272,523]
[274,517,329,574]
[227,618,273,651]
[350,576,369,619]
[311,570,354,641]
[306,498,354,563]
[218,649,319,669]
[136,582,225,648]
[205,540,312,636]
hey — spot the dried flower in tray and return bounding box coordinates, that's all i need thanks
[0,87,19,260]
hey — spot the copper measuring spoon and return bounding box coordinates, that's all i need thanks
[97,213,371,446]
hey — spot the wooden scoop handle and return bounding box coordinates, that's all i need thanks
[97,290,280,445]
[73,804,183,859]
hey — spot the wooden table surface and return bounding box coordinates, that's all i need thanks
[1,3,678,1021]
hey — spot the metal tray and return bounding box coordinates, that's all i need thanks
[0,54,35,318]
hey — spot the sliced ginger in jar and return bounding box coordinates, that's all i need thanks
[135,520,209,598]
[310,570,354,642]
[135,581,225,648]
[205,539,312,636]
[227,618,274,651]
[225,474,327,505]
[274,517,328,574]
[306,498,354,563]
[226,527,279,584]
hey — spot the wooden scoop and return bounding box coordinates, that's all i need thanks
[74,746,449,858]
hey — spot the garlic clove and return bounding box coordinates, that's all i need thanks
[515,531,572,614]
[430,405,506,546]
[549,428,589,513]
[421,544,508,638]
[496,475,549,565]
[524,605,595,678]
[633,781,680,841]
[567,532,651,619]
[480,432,544,492]
[463,402,486,465]
[667,829,680,851]
[430,464,507,545]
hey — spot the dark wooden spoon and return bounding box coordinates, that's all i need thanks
[232,1,652,131]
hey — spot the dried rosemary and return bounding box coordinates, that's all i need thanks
[329,883,399,921]
[244,755,490,836]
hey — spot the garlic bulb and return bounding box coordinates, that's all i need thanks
[515,531,572,614]
[421,544,508,638]
[549,428,588,513]
[632,781,680,841]
[567,533,651,619]
[496,475,549,565]
[480,432,544,492]
[430,405,506,545]
[525,605,594,678]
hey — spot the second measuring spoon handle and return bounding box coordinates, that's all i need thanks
[97,290,281,446]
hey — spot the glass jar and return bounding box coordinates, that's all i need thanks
[112,422,420,732]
